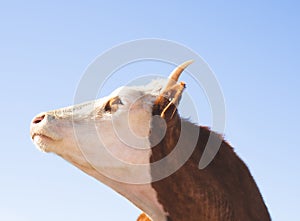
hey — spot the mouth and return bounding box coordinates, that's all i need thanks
[31,133,55,152]
[32,133,53,141]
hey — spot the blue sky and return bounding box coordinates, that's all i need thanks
[0,1,299,220]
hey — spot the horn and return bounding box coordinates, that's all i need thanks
[156,61,193,119]
[165,60,193,89]
[169,60,194,82]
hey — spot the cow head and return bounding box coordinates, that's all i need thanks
[30,61,192,185]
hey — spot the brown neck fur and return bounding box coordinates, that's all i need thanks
[149,98,271,221]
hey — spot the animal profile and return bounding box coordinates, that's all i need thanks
[30,61,271,221]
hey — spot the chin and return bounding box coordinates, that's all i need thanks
[33,135,54,152]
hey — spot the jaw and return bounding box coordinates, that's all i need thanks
[61,148,168,221]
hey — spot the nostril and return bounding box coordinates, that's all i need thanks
[32,114,45,124]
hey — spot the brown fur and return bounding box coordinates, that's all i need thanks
[149,97,271,221]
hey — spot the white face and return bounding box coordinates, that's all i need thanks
[30,61,191,220]
[30,82,166,184]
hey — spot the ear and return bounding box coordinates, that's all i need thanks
[153,60,193,120]
[153,82,185,121]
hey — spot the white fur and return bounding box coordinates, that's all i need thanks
[30,80,169,221]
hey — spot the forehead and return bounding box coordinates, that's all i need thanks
[92,86,146,108]
[110,79,168,98]
[93,79,168,107]
[110,86,144,100]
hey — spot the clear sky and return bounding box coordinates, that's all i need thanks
[0,1,299,220]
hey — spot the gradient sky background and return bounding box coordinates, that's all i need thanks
[0,1,299,220]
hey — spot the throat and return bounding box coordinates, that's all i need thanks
[120,184,168,221]
[61,151,168,221]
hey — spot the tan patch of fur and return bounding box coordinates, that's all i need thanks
[137,213,152,221]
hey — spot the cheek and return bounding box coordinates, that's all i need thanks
[95,119,151,165]
[99,107,151,150]
[129,109,152,138]
[55,120,99,154]
[128,102,152,138]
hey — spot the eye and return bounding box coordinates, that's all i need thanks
[104,96,123,113]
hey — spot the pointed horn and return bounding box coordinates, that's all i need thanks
[169,60,194,82]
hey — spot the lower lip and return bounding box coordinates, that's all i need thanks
[33,134,53,142]
[33,134,54,152]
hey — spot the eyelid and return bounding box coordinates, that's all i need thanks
[104,96,123,113]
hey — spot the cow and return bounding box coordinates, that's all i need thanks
[30,61,271,221]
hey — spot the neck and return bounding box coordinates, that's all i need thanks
[149,114,271,221]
